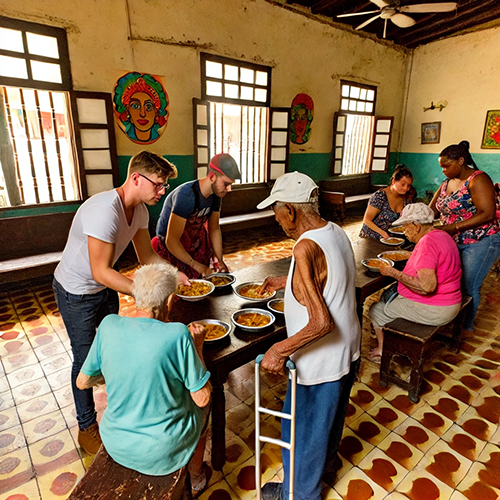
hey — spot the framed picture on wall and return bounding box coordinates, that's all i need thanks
[481,110,500,149]
[421,122,441,144]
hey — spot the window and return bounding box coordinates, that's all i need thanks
[0,16,118,208]
[194,53,289,184]
[332,80,392,176]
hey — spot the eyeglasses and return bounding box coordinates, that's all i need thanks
[137,173,170,192]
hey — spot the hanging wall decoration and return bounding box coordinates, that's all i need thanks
[290,93,314,144]
[113,72,169,144]
[481,110,500,149]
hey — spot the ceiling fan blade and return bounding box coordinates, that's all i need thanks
[383,18,388,38]
[356,14,382,30]
[400,2,457,14]
[390,13,416,28]
[337,10,380,18]
[370,0,389,8]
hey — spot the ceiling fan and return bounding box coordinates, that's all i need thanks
[337,0,457,39]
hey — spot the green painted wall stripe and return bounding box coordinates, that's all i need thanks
[2,151,499,219]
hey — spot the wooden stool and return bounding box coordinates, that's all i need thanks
[379,296,472,402]
[69,446,192,500]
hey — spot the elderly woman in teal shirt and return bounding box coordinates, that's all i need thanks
[77,264,211,496]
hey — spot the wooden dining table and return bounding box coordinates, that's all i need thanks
[168,236,407,470]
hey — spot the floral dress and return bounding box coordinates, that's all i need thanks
[359,190,409,239]
[435,170,500,245]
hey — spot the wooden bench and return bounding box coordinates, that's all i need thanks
[319,175,384,223]
[379,295,472,402]
[0,212,75,286]
[69,446,191,500]
[220,185,277,233]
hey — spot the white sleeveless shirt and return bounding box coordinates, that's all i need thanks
[284,222,361,385]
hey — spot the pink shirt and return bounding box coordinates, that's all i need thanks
[398,230,462,306]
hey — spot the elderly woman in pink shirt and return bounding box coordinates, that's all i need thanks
[369,203,462,361]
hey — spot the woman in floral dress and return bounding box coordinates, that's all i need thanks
[430,140,500,333]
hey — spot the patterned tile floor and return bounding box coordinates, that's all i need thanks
[1,213,500,499]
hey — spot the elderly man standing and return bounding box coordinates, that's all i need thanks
[256,172,361,500]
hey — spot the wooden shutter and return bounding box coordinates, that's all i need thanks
[369,116,394,173]
[332,112,347,176]
[193,98,211,179]
[267,107,290,181]
[70,91,118,199]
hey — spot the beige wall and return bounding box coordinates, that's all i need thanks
[1,0,409,158]
[402,25,500,155]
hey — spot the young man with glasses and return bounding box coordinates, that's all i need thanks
[153,153,241,278]
[53,151,177,455]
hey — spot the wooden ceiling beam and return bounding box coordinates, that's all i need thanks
[396,0,500,47]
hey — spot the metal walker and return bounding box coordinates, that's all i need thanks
[255,354,297,500]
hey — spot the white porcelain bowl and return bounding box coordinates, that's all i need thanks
[361,258,394,273]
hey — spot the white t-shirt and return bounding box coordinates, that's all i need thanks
[284,222,361,385]
[54,190,149,294]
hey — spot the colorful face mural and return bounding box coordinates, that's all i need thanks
[113,73,169,144]
[290,93,314,145]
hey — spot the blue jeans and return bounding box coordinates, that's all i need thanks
[280,359,359,500]
[52,278,119,430]
[458,231,500,330]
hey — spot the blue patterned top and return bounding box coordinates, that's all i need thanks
[359,189,409,239]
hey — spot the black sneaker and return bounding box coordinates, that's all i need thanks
[261,482,283,500]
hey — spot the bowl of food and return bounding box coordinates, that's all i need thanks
[233,282,276,302]
[188,319,231,343]
[379,237,405,246]
[176,279,215,302]
[206,273,236,288]
[267,299,284,315]
[231,308,275,332]
[361,258,394,273]
[377,250,412,262]
[389,226,405,236]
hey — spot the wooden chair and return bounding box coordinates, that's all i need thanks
[320,189,346,223]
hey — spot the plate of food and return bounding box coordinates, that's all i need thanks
[206,273,236,288]
[233,282,276,302]
[389,226,405,236]
[377,250,412,262]
[267,298,284,315]
[361,258,394,273]
[231,308,275,332]
[176,279,215,302]
[380,237,405,246]
[188,319,231,343]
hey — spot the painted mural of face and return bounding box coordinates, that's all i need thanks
[127,91,157,141]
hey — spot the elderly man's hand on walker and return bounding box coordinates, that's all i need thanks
[261,344,286,375]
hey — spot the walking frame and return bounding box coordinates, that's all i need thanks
[255,354,297,500]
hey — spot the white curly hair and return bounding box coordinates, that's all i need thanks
[133,263,176,313]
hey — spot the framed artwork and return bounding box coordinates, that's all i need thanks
[481,110,500,149]
[421,122,441,144]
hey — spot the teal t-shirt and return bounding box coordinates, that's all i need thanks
[81,315,210,475]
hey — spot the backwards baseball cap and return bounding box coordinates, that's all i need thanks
[209,154,241,180]
[257,172,318,209]
[392,203,435,226]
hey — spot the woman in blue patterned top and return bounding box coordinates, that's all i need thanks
[359,165,414,240]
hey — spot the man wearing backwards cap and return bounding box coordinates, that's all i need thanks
[152,153,241,278]
[257,172,361,500]
[369,202,462,360]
